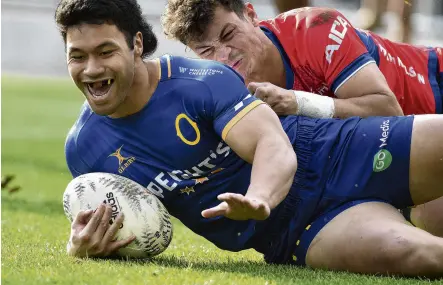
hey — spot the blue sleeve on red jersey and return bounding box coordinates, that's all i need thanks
[331,53,375,93]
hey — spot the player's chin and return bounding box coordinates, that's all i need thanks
[85,92,118,116]
[89,103,118,116]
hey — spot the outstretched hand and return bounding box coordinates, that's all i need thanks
[202,193,271,221]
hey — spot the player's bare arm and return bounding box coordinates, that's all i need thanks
[202,104,297,221]
[248,64,404,118]
[332,62,404,118]
[248,73,403,118]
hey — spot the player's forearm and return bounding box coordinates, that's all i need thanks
[293,90,403,119]
[246,135,297,210]
[333,94,404,118]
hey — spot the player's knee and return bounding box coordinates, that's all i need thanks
[406,244,443,275]
[375,229,413,267]
[378,230,443,274]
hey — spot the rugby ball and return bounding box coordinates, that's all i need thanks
[62,172,173,258]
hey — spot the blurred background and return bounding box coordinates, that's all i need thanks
[2,0,443,77]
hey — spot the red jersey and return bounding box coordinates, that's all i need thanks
[260,7,443,114]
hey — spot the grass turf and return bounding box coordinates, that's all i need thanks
[1,75,441,285]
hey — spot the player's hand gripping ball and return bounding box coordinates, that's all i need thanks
[63,172,173,258]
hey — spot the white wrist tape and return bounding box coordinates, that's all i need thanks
[293,90,335,118]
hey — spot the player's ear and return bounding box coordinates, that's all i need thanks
[244,3,259,26]
[133,32,143,58]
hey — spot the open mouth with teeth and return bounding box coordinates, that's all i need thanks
[86,79,114,98]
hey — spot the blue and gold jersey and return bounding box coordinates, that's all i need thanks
[65,55,292,252]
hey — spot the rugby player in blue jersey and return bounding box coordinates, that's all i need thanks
[56,0,443,277]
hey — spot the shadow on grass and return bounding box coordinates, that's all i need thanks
[104,254,436,282]
[105,255,309,282]
[2,195,63,216]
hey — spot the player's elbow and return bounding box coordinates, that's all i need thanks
[288,149,298,174]
[379,92,404,116]
[279,147,298,205]
[282,144,298,176]
[269,137,298,177]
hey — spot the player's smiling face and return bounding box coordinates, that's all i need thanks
[189,4,268,81]
[66,23,136,116]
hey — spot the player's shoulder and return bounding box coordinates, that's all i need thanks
[65,101,101,149]
[260,7,344,32]
[158,55,245,88]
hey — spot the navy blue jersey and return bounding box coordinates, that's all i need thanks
[65,55,298,252]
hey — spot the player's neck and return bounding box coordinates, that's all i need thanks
[246,37,286,88]
[265,45,287,88]
[108,59,159,118]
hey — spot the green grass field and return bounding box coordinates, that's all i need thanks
[1,75,441,285]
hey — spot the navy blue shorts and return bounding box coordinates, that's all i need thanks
[292,115,414,266]
[263,115,415,266]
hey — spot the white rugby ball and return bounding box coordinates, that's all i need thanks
[62,172,173,258]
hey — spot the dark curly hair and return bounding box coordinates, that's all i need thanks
[55,0,157,58]
[162,0,246,45]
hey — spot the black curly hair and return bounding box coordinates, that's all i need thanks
[55,0,157,58]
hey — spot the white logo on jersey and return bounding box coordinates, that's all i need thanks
[179,67,188,73]
[234,101,244,111]
[145,141,231,198]
[233,94,252,111]
[379,119,390,148]
[325,16,349,64]
[377,44,426,85]
[189,68,224,76]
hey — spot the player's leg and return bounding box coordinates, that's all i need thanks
[409,198,443,237]
[409,114,443,205]
[407,115,443,234]
[406,52,443,237]
[305,201,443,277]
[297,114,443,276]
